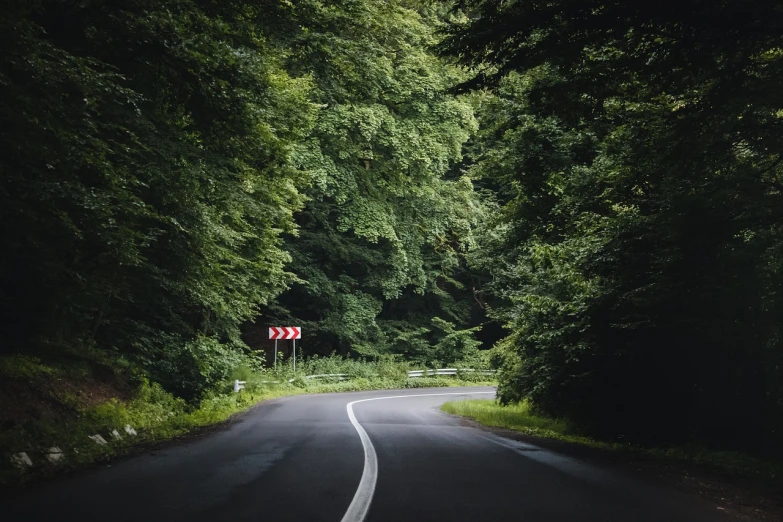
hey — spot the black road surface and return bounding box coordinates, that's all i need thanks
[3,387,738,522]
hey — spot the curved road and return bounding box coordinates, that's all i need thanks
[4,386,736,522]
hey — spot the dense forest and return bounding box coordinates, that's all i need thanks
[2,0,782,455]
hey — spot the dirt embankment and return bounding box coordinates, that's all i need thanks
[0,353,132,431]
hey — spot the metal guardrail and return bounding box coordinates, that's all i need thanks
[291,373,349,382]
[235,369,495,392]
[407,368,496,377]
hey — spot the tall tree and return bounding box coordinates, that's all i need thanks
[257,0,485,364]
[444,0,783,448]
[0,0,316,399]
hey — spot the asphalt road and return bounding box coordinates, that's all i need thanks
[3,386,738,522]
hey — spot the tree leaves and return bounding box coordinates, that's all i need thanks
[1,0,490,399]
[267,0,485,359]
[446,0,783,447]
[0,0,316,399]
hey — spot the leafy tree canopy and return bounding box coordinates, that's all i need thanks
[443,0,783,449]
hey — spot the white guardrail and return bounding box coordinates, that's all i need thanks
[234,368,495,391]
[407,368,495,377]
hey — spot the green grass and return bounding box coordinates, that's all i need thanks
[441,399,575,438]
[441,399,783,479]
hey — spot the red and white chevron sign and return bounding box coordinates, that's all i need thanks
[268,326,301,340]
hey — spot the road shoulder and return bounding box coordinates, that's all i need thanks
[446,415,783,522]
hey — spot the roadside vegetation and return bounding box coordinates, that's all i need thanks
[0,352,494,485]
[442,400,783,479]
[438,0,783,464]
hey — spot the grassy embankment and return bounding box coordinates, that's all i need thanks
[442,399,783,478]
[0,352,493,485]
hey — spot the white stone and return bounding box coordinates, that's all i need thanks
[88,434,108,445]
[111,429,122,440]
[46,447,64,464]
[10,452,33,468]
[124,424,137,436]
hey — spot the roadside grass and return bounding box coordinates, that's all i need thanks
[0,354,494,486]
[442,399,573,437]
[441,399,783,479]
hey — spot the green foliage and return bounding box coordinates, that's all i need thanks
[0,356,60,380]
[152,336,257,400]
[0,0,315,399]
[298,353,411,380]
[264,0,486,360]
[431,317,482,364]
[0,0,489,402]
[444,0,783,452]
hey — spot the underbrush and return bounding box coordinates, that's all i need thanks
[441,399,783,478]
[0,354,494,485]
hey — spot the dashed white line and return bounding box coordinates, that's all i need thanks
[340,391,496,522]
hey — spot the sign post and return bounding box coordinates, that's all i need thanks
[269,326,301,371]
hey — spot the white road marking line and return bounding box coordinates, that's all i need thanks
[340,391,496,522]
